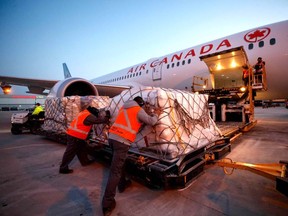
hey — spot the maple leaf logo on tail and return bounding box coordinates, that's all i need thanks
[244,27,271,43]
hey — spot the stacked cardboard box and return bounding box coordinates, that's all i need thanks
[43,95,111,134]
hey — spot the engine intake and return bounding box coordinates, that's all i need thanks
[48,77,98,98]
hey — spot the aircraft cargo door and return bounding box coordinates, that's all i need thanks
[152,63,163,81]
[199,46,249,89]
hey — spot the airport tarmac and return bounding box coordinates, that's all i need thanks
[0,107,288,216]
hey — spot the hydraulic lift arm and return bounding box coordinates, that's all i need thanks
[210,158,288,197]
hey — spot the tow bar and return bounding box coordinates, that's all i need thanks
[206,156,288,197]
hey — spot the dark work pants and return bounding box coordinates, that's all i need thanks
[60,135,89,170]
[102,139,130,208]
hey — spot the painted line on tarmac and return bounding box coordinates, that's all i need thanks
[0,144,50,151]
[0,129,11,133]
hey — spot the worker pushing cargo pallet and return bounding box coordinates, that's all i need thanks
[31,86,288,196]
[41,87,231,188]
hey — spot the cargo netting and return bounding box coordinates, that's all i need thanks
[42,87,222,159]
[94,86,222,159]
[43,95,111,134]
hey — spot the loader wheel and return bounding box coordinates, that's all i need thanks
[11,126,22,135]
[30,126,37,134]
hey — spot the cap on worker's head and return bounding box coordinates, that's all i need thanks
[36,103,40,106]
[242,64,248,69]
[257,57,262,61]
[87,106,99,117]
[134,96,145,107]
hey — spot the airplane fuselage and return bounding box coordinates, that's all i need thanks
[92,20,288,100]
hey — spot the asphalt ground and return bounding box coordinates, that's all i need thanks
[0,107,288,216]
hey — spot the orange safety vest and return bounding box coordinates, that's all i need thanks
[66,110,92,140]
[243,69,249,78]
[109,106,142,142]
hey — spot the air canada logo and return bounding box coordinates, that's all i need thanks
[244,27,271,43]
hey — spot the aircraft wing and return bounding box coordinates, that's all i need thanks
[0,76,58,95]
[0,75,131,97]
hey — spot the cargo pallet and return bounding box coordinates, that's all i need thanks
[90,137,231,189]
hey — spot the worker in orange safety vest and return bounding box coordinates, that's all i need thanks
[59,106,110,174]
[102,96,161,216]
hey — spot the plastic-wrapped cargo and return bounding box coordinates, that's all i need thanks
[43,95,111,134]
[100,86,222,159]
[42,88,222,159]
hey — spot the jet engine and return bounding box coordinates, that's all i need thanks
[47,77,98,98]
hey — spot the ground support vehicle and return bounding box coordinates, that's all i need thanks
[11,111,45,135]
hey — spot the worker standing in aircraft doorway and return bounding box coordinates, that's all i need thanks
[102,96,161,216]
[253,57,265,84]
[59,106,110,174]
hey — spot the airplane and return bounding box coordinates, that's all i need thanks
[0,20,288,101]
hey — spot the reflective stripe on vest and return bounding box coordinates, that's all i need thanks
[109,106,141,142]
[66,110,92,140]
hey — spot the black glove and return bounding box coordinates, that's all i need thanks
[105,110,111,118]
[87,106,99,117]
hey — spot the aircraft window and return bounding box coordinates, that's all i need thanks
[188,59,191,64]
[172,63,175,68]
[130,74,132,78]
[182,60,185,65]
[146,70,149,74]
[167,64,170,69]
[136,72,138,76]
[259,41,264,48]
[139,72,141,75]
[177,62,180,67]
[270,38,276,45]
[133,73,135,77]
[248,43,254,50]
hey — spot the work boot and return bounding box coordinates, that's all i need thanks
[102,200,116,216]
[118,179,132,193]
[59,168,73,174]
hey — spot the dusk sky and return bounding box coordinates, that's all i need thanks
[0,0,287,94]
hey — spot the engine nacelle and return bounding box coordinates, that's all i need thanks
[47,77,98,98]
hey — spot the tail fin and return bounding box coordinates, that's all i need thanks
[63,63,72,78]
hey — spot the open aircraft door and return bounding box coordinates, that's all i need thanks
[199,46,249,89]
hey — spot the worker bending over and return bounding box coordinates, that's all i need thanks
[102,96,161,216]
[59,106,110,174]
